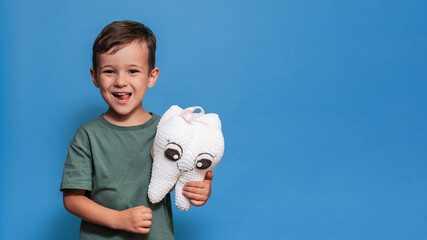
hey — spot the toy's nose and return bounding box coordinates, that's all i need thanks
[176,161,193,172]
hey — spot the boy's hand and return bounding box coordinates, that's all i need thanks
[114,206,152,234]
[182,171,214,207]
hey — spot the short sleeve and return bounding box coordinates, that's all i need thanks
[60,127,93,191]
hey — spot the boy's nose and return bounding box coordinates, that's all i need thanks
[114,75,128,87]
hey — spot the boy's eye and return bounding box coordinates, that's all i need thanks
[129,69,139,74]
[103,70,114,74]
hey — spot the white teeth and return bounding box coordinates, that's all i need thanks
[113,92,130,96]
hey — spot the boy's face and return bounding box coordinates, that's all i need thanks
[90,41,159,120]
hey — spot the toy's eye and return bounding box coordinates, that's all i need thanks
[195,153,214,169]
[164,143,183,161]
[196,159,212,169]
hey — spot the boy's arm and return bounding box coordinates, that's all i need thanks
[182,171,214,207]
[63,189,152,234]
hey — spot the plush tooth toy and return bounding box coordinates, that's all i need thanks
[148,105,225,211]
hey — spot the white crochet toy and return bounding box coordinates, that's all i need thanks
[148,105,225,211]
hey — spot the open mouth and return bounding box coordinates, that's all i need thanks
[112,92,132,103]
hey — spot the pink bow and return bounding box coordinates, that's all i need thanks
[179,106,207,125]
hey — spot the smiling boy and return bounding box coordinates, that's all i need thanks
[91,39,154,126]
[60,20,213,240]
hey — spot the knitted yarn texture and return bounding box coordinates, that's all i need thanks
[148,105,225,211]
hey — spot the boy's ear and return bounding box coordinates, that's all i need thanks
[90,67,99,88]
[147,67,159,88]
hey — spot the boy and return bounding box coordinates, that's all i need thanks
[60,20,214,240]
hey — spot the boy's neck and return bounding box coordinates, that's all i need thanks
[103,108,152,127]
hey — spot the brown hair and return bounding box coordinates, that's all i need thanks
[92,20,156,74]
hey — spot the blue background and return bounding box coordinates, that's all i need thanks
[1,0,426,239]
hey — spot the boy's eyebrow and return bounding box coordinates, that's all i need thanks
[100,65,114,69]
[129,64,144,69]
[99,64,144,69]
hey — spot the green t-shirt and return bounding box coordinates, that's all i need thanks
[60,114,175,240]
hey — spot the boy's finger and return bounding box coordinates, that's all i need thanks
[182,186,207,195]
[141,212,152,220]
[190,199,206,206]
[182,190,205,200]
[136,227,150,234]
[136,205,152,213]
[140,220,152,228]
[204,171,214,181]
[185,181,206,188]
